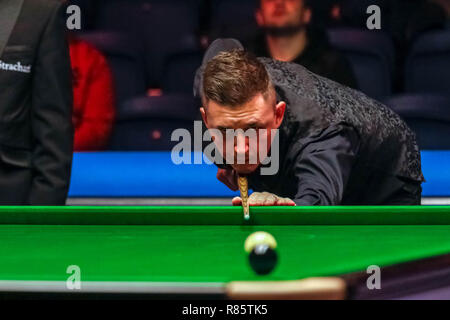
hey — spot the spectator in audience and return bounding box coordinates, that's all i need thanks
[0,0,73,205]
[69,35,116,151]
[245,0,357,88]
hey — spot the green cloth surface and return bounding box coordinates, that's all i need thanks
[0,206,449,283]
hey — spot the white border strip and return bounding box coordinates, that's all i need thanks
[67,197,450,206]
[67,198,231,206]
[0,280,225,294]
[422,198,450,205]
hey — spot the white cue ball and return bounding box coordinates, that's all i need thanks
[244,231,277,253]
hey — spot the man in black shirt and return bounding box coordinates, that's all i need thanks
[0,0,73,204]
[194,39,423,206]
[246,0,357,89]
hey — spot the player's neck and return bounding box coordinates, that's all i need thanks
[266,30,308,62]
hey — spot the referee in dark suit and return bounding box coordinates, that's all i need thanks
[0,0,73,205]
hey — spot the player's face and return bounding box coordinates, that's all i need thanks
[256,0,309,28]
[201,93,286,175]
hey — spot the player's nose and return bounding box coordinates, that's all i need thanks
[234,136,249,156]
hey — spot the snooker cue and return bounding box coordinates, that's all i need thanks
[238,175,250,220]
[226,277,347,300]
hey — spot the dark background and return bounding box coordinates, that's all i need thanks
[68,0,450,151]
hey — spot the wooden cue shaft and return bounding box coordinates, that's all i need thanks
[237,176,250,219]
[226,277,347,300]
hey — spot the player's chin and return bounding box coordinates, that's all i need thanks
[232,164,259,175]
[268,17,291,27]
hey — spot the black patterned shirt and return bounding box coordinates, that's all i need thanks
[246,58,424,205]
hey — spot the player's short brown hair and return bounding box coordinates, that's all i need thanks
[202,49,272,107]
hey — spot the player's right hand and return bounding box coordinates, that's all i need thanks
[217,168,239,191]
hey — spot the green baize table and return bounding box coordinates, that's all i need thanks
[0,206,449,299]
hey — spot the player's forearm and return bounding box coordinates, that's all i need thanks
[293,180,341,205]
[293,126,359,206]
[294,190,338,206]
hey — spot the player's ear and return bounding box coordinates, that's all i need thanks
[274,101,286,128]
[200,107,209,128]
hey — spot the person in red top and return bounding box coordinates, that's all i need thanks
[69,35,116,151]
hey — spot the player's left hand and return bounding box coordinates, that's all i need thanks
[232,192,296,206]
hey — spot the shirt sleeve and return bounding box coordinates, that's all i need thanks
[293,124,360,206]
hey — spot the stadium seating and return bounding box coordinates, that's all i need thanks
[405,30,450,95]
[77,1,450,152]
[77,32,147,106]
[109,95,200,150]
[328,28,395,99]
[340,0,390,29]
[95,0,201,87]
[209,0,259,43]
[162,50,204,94]
[383,94,450,150]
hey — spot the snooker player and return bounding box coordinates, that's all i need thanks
[194,39,424,206]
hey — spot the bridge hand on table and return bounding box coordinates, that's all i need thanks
[232,192,296,206]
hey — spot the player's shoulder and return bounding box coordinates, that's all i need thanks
[259,57,310,82]
[258,57,320,100]
[258,57,307,71]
